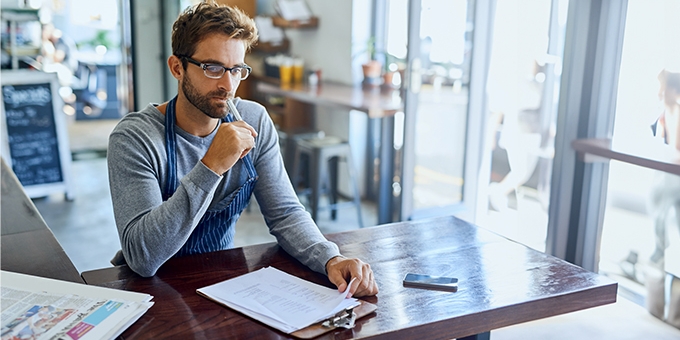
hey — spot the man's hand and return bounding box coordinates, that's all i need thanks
[326,256,379,297]
[202,121,257,174]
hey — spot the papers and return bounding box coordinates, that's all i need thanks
[275,0,313,21]
[1,271,153,340]
[197,266,359,334]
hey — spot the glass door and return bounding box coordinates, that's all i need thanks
[475,0,569,252]
[394,0,480,221]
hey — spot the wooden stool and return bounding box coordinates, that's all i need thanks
[291,136,364,228]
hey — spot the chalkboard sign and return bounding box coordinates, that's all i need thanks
[1,71,73,199]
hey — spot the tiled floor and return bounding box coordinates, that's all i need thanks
[29,120,680,339]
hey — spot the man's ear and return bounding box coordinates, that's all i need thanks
[168,55,184,80]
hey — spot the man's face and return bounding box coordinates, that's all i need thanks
[180,34,246,119]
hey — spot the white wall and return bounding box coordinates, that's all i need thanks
[258,0,371,85]
[284,1,354,84]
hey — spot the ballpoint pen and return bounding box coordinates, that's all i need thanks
[227,98,243,121]
[227,98,255,149]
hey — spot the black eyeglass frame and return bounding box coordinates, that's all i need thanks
[178,55,252,80]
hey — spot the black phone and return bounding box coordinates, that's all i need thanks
[403,273,459,292]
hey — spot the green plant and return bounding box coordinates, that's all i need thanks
[78,30,115,49]
[366,36,378,61]
[353,36,381,63]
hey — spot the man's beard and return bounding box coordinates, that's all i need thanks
[181,74,231,119]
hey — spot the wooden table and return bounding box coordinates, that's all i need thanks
[0,159,83,283]
[81,215,617,339]
[256,81,402,119]
[257,81,403,224]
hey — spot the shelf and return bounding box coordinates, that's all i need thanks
[1,8,39,21]
[2,9,41,70]
[271,16,318,29]
[252,38,290,54]
[2,45,40,56]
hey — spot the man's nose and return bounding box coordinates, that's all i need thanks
[217,74,237,92]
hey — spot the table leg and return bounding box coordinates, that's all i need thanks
[365,118,380,201]
[377,116,395,224]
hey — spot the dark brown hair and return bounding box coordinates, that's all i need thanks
[171,1,258,67]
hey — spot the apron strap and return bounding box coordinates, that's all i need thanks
[164,96,179,198]
[222,109,258,180]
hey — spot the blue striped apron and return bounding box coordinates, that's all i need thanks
[163,96,258,257]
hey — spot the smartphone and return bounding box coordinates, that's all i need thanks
[403,273,459,292]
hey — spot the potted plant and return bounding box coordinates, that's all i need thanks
[361,36,382,84]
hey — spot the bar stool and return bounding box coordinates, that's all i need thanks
[291,135,364,228]
[278,130,324,187]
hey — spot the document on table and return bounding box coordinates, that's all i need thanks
[196,266,359,334]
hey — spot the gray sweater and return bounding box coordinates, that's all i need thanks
[107,98,340,277]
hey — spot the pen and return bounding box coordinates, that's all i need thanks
[227,98,255,149]
[227,98,243,121]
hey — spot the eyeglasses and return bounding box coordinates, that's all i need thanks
[179,55,251,80]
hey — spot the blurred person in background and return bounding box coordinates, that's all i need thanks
[39,23,78,86]
[487,59,545,211]
[646,67,680,329]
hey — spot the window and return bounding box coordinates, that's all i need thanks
[599,0,680,303]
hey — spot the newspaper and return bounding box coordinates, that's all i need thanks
[1,271,153,340]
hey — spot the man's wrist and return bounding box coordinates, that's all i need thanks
[325,255,346,274]
[200,159,224,176]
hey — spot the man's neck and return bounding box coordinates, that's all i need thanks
[159,95,219,137]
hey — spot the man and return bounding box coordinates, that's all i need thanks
[107,2,378,297]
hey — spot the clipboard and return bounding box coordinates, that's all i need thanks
[291,299,377,339]
[196,267,377,338]
[196,290,377,338]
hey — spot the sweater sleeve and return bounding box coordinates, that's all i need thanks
[248,103,342,274]
[107,124,222,277]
